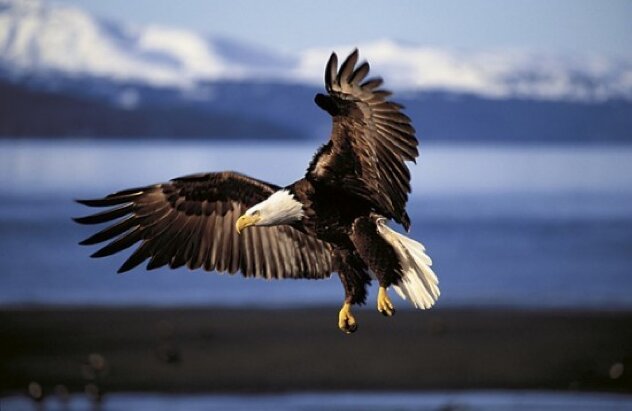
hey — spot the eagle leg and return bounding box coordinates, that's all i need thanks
[349,217,400,317]
[377,286,395,317]
[338,302,358,334]
[333,248,370,334]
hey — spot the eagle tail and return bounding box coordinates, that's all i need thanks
[376,218,439,309]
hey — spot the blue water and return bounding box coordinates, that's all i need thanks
[1,140,632,309]
[2,391,631,411]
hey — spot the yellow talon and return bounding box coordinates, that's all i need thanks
[338,302,358,334]
[377,286,395,317]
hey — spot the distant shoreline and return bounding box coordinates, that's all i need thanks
[3,78,632,143]
[2,306,630,395]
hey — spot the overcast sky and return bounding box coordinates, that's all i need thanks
[53,0,631,56]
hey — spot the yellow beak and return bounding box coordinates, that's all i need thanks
[235,214,261,234]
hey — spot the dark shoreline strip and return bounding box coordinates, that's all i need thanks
[1,307,631,394]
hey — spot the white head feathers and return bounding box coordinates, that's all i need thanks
[245,190,304,226]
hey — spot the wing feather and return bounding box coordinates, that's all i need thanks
[349,62,370,85]
[91,226,142,258]
[360,78,383,90]
[73,204,134,225]
[79,215,138,246]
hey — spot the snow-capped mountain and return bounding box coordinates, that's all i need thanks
[1,0,631,102]
[0,0,291,87]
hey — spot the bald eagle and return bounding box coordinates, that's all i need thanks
[75,49,439,334]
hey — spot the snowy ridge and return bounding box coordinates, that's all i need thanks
[295,42,632,101]
[1,0,631,101]
[0,0,289,87]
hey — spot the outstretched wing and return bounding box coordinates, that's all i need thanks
[75,171,334,279]
[308,49,419,230]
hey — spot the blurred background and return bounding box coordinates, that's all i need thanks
[1,0,631,410]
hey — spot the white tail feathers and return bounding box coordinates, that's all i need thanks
[376,218,439,309]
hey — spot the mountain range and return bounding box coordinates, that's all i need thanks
[1,0,631,141]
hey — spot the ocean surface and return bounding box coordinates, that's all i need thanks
[1,139,632,309]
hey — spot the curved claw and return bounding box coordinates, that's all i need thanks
[377,286,396,317]
[338,302,358,334]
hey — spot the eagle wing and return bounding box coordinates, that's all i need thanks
[75,171,334,279]
[308,49,419,230]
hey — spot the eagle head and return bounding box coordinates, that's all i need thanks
[236,190,304,234]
